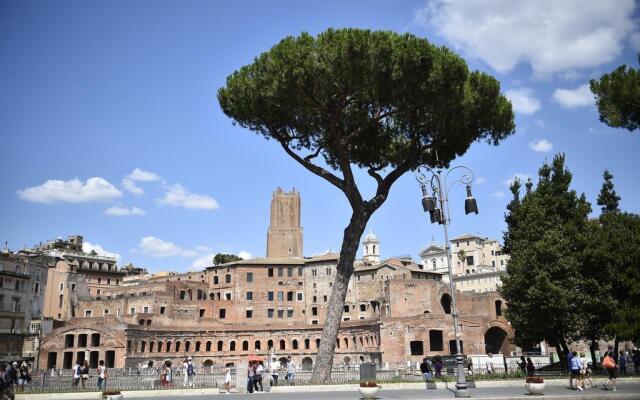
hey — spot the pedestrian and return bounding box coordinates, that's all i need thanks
[518,356,526,374]
[603,347,618,391]
[526,357,535,377]
[466,358,473,375]
[160,360,172,388]
[97,360,107,390]
[580,354,592,390]
[223,367,232,393]
[270,359,278,386]
[81,360,90,389]
[619,351,627,376]
[633,348,640,375]
[72,360,81,389]
[3,362,16,400]
[247,361,255,393]
[434,357,443,378]
[50,367,55,378]
[485,353,494,375]
[420,357,433,386]
[570,351,582,390]
[0,363,8,400]
[16,362,28,392]
[286,356,295,385]
[185,357,196,388]
[254,362,264,392]
[182,358,189,387]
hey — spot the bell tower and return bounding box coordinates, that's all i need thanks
[266,188,303,258]
[362,231,380,265]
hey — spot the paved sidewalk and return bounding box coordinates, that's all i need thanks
[16,380,640,400]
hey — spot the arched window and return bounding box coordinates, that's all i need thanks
[127,340,132,353]
[179,291,186,300]
[185,341,191,352]
[139,319,145,325]
[195,341,201,352]
[175,341,181,352]
[315,338,321,349]
[359,337,364,346]
[242,341,249,351]
[373,245,376,254]
[292,339,298,350]
[166,341,172,352]
[149,341,155,353]
[206,341,211,352]
[279,339,286,350]
[217,341,223,351]
[230,341,236,351]
[304,339,310,350]
[336,338,341,348]
[140,341,146,353]
[495,300,503,317]
[344,337,349,348]
[209,292,215,300]
[225,274,231,284]
[255,340,261,351]
[146,319,151,326]
[157,341,163,353]
[213,276,219,285]
[441,294,452,314]
[267,339,273,350]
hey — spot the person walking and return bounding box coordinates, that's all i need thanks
[97,360,107,390]
[466,358,474,375]
[16,362,28,392]
[160,360,172,389]
[223,367,232,393]
[434,357,443,378]
[526,357,535,377]
[485,354,494,375]
[3,362,16,400]
[185,357,196,388]
[420,357,433,386]
[286,357,295,385]
[633,348,640,375]
[269,360,278,386]
[254,362,264,392]
[619,351,627,376]
[570,351,583,390]
[603,348,619,391]
[72,360,81,390]
[247,361,255,393]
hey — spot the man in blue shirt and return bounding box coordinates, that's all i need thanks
[570,352,583,390]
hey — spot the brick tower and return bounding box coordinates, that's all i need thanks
[266,188,303,258]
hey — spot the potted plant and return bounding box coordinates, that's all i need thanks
[102,389,123,400]
[524,376,545,395]
[358,380,379,399]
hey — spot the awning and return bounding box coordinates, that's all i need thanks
[248,355,263,362]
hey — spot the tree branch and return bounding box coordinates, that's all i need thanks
[304,146,323,162]
[367,166,384,186]
[277,139,345,191]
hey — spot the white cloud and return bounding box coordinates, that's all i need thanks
[534,119,545,128]
[138,236,198,258]
[475,176,487,185]
[105,206,147,216]
[505,88,540,115]
[238,251,253,260]
[416,0,638,76]
[127,168,161,182]
[491,191,505,198]
[191,253,215,270]
[82,241,120,262]
[528,139,553,153]
[122,178,144,195]
[552,84,594,108]
[158,184,219,210]
[560,70,584,81]
[504,173,530,187]
[17,177,122,204]
[195,245,212,253]
[631,32,640,51]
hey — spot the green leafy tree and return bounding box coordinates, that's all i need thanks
[590,55,640,131]
[218,28,515,381]
[501,154,591,367]
[213,253,243,265]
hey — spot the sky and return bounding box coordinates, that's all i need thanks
[1,0,639,273]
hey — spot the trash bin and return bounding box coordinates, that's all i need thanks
[360,362,376,381]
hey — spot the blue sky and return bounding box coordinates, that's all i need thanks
[2,0,639,272]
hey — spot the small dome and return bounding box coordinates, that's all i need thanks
[363,231,379,243]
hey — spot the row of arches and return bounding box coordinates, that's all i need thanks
[127,333,380,355]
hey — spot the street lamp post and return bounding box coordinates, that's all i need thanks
[416,165,478,399]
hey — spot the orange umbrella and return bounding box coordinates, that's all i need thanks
[248,355,263,362]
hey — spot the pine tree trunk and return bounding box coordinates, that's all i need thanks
[311,210,369,383]
[558,337,570,371]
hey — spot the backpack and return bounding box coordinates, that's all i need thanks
[187,363,195,376]
[602,355,615,370]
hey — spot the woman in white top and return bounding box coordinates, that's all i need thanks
[224,367,232,392]
[97,360,107,389]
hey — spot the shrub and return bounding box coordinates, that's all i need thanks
[359,380,378,387]
[526,376,544,384]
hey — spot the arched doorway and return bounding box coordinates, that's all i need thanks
[278,357,288,367]
[484,326,509,354]
[441,294,452,314]
[301,357,313,371]
[203,359,213,367]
